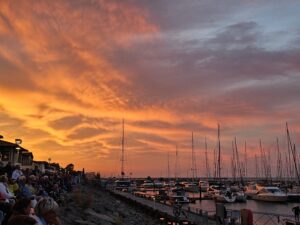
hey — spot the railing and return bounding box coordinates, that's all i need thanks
[226,209,296,225]
[186,207,297,225]
[252,211,295,225]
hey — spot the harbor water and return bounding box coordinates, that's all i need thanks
[187,193,299,215]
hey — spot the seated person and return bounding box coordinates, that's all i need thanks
[7,198,32,223]
[0,175,15,202]
[33,197,61,225]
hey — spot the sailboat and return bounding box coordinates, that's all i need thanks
[183,132,199,193]
[198,137,210,192]
[213,124,236,203]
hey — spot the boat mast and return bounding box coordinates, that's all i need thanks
[259,140,268,181]
[286,122,300,184]
[213,148,216,179]
[191,132,197,181]
[121,119,125,179]
[231,141,237,181]
[244,141,247,178]
[255,154,259,180]
[217,124,221,180]
[175,145,178,180]
[167,151,170,182]
[276,138,283,181]
[234,137,244,185]
[205,137,210,180]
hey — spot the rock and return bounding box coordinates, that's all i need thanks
[58,185,159,225]
[84,208,115,223]
[74,219,97,225]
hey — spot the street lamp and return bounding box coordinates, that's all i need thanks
[15,139,22,165]
[15,139,22,145]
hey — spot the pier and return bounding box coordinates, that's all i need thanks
[109,189,216,225]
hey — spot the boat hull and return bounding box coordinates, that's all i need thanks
[214,194,236,203]
[252,194,288,202]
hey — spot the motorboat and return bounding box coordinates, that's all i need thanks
[182,182,199,193]
[169,187,190,204]
[114,180,131,191]
[252,187,288,202]
[287,185,300,202]
[214,189,236,203]
[245,184,259,199]
[199,181,209,192]
[233,191,247,202]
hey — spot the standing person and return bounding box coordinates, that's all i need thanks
[11,165,23,181]
[293,206,300,222]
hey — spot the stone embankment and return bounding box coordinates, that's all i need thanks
[57,184,159,225]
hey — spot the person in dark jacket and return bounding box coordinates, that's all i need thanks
[292,206,300,222]
[4,163,13,178]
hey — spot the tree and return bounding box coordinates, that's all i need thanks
[65,163,74,173]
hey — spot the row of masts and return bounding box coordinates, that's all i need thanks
[120,120,299,183]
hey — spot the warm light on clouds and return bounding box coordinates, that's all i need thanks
[0,0,300,177]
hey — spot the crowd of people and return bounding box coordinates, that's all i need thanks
[0,162,81,225]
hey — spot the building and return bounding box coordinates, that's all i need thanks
[0,140,34,169]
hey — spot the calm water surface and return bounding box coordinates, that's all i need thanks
[187,199,299,215]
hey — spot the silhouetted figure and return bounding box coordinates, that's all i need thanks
[293,206,300,222]
[4,162,13,178]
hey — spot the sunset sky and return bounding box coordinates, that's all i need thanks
[0,0,300,177]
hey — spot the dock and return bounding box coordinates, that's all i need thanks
[110,190,216,225]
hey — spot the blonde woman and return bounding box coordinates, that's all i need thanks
[33,197,60,225]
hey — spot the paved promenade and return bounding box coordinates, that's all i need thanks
[112,190,217,225]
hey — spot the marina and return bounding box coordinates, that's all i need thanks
[105,177,300,224]
[107,179,299,225]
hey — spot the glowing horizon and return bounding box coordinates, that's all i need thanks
[1,0,300,177]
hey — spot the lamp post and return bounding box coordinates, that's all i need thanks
[15,139,22,166]
[0,135,3,161]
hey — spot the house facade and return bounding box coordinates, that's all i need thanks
[0,140,34,169]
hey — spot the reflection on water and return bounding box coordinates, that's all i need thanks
[189,199,299,215]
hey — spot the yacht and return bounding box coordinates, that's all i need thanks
[199,181,209,192]
[214,189,236,203]
[252,187,288,202]
[168,187,190,204]
[245,184,259,199]
[233,191,247,202]
[182,182,199,193]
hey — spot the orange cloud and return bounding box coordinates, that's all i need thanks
[0,0,299,178]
